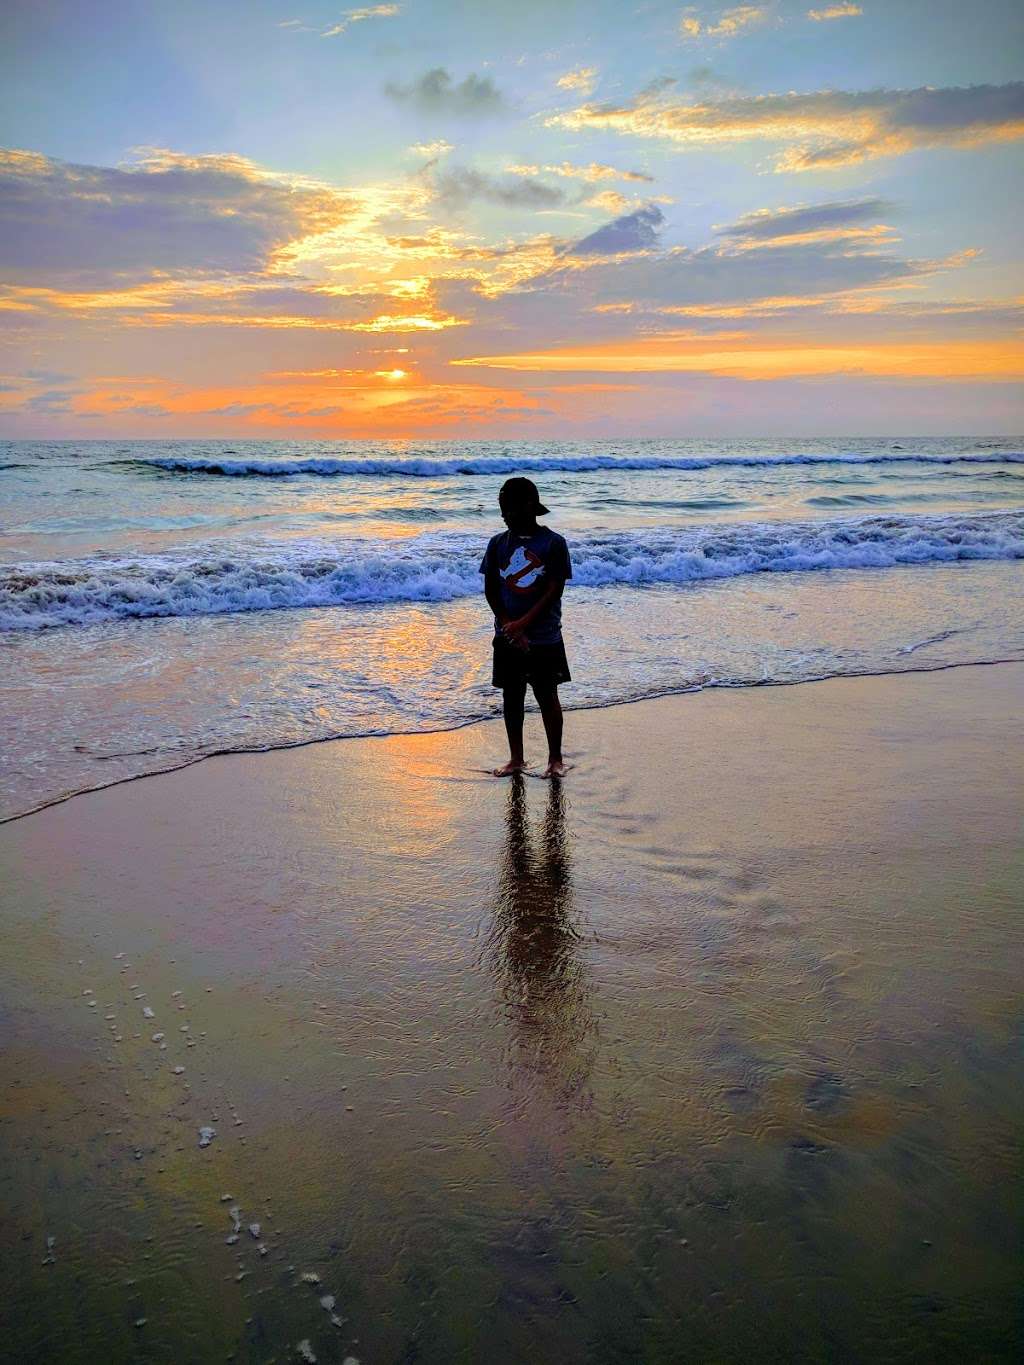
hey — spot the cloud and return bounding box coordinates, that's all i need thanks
[583,190,634,214]
[408,140,453,159]
[721,198,889,238]
[23,388,77,412]
[430,167,567,210]
[554,238,922,312]
[451,338,1022,381]
[384,68,505,117]
[322,5,400,39]
[718,197,896,246]
[556,67,598,96]
[1,273,468,334]
[0,147,359,285]
[23,368,75,383]
[566,204,665,255]
[680,6,771,40]
[430,207,957,354]
[807,4,862,18]
[63,374,555,435]
[505,161,653,183]
[548,81,1024,171]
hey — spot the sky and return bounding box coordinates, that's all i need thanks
[1,0,1022,438]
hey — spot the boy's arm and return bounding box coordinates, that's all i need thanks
[486,570,533,652]
[483,569,510,627]
[503,575,565,645]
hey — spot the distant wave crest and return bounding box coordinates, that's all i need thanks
[3,512,1022,631]
[135,451,1024,479]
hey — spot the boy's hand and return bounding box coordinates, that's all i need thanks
[503,619,530,651]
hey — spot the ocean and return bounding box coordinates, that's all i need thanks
[2,436,1023,821]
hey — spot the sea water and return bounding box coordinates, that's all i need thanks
[2,436,1023,818]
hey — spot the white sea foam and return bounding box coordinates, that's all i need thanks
[135,450,1024,479]
[2,512,1021,631]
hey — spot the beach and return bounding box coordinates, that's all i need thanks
[2,661,1021,1363]
[5,0,1024,1357]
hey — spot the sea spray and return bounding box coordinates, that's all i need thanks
[3,511,1021,631]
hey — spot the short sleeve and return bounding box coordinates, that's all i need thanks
[479,536,494,575]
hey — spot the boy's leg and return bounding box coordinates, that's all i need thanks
[494,680,528,776]
[532,683,567,777]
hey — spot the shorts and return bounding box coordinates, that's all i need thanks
[491,636,572,690]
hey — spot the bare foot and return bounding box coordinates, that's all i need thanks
[542,759,570,779]
[493,758,528,777]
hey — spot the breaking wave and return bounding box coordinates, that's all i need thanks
[3,511,1022,631]
[134,451,1024,479]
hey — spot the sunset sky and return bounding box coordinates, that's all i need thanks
[2,0,1022,437]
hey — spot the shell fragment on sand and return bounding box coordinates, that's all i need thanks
[198,1126,216,1148]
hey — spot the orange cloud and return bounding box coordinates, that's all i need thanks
[453,336,1024,381]
[72,373,553,435]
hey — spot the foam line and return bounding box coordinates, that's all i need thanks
[3,511,1021,631]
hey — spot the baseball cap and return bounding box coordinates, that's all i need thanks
[498,476,550,516]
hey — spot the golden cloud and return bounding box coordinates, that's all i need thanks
[547,82,1024,171]
[679,6,770,40]
[556,67,599,96]
[505,160,653,183]
[807,4,862,19]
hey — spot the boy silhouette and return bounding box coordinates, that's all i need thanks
[480,477,572,778]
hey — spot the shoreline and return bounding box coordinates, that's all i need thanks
[4,652,1022,827]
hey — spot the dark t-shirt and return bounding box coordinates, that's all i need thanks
[479,526,572,645]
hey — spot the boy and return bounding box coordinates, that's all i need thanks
[480,477,572,778]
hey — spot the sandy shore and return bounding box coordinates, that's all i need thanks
[2,663,1022,1363]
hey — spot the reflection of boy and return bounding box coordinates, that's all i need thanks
[480,477,572,778]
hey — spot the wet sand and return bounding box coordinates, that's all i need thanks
[1,663,1022,1364]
